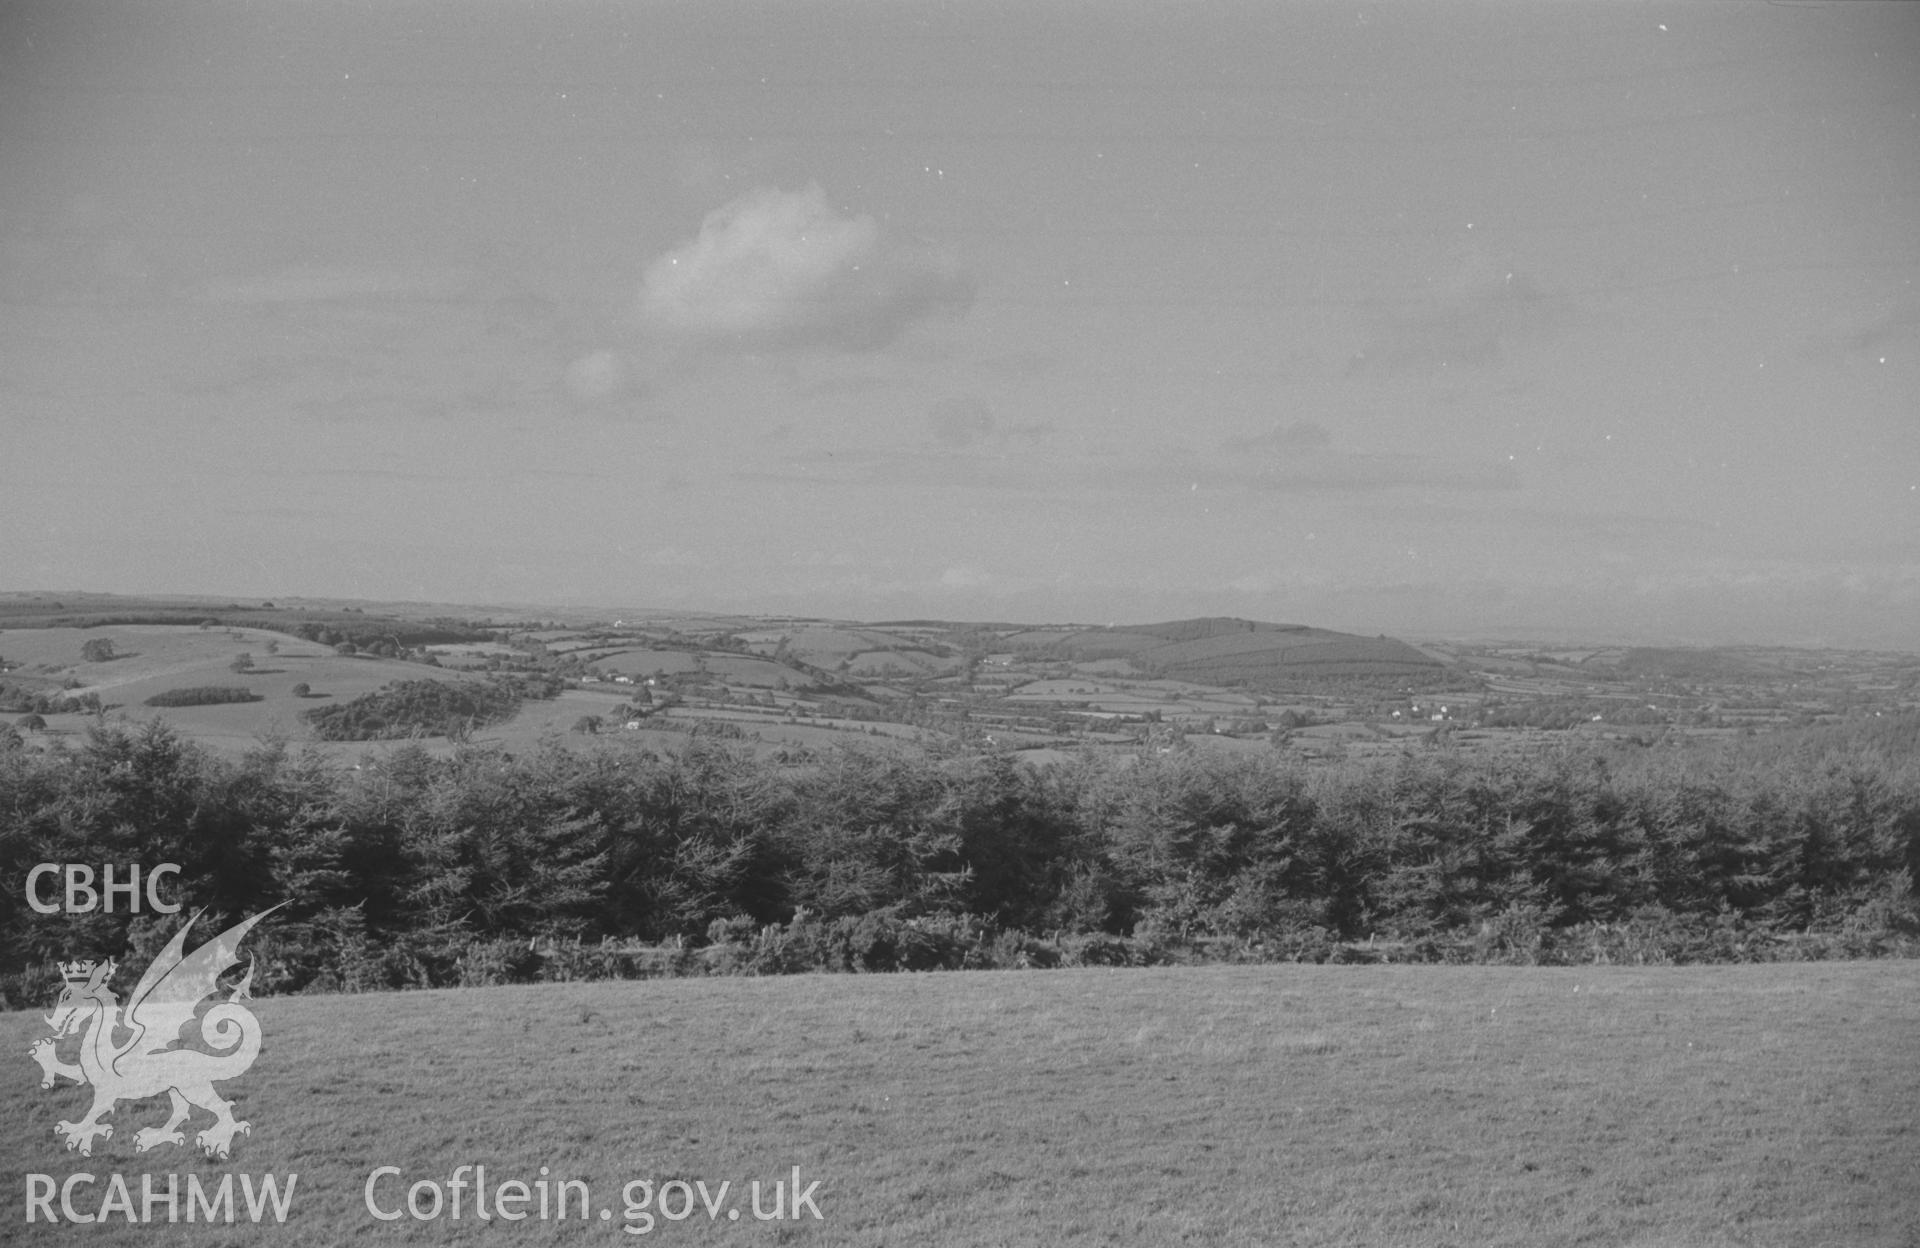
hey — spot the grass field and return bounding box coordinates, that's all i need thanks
[6,963,1917,1245]
[0,624,499,757]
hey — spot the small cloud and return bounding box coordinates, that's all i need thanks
[792,374,898,399]
[1347,249,1554,379]
[0,203,163,306]
[929,395,996,448]
[504,466,611,483]
[978,350,1058,379]
[634,183,973,352]
[1225,420,1333,452]
[939,565,994,591]
[191,265,480,305]
[254,466,452,483]
[1209,420,1507,491]
[563,350,628,404]
[1800,303,1919,364]
[1226,453,1521,493]
[735,447,1043,493]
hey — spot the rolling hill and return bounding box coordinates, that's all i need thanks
[1033,617,1445,685]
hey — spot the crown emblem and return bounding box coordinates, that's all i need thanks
[59,959,110,983]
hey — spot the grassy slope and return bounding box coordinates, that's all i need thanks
[2,625,500,755]
[6,963,1917,1245]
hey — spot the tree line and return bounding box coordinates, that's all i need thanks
[2,714,1916,1004]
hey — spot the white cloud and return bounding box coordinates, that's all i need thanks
[929,394,996,448]
[562,350,627,404]
[939,564,994,591]
[634,184,973,351]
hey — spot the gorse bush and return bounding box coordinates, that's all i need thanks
[3,715,1918,1004]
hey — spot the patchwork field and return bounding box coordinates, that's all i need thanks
[8,597,1920,765]
[6,963,1916,1245]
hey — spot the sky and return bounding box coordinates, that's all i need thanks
[2,1,1917,648]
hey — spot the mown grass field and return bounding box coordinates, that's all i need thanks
[6,963,1917,1245]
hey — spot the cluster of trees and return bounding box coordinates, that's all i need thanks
[2,714,1916,1004]
[283,618,487,651]
[0,684,101,717]
[143,686,263,708]
[300,676,558,742]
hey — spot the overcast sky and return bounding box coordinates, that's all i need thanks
[2,1,1916,647]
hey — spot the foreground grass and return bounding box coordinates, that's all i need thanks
[5,963,1917,1245]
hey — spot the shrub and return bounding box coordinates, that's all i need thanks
[454,938,546,987]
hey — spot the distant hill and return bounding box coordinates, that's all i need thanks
[1614,647,1779,680]
[1033,618,1445,686]
[0,592,492,648]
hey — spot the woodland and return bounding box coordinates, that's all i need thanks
[3,712,1916,1005]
